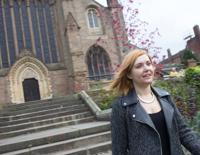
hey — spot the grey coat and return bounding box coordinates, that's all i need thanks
[111,87,200,155]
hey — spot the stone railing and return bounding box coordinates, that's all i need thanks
[78,90,111,121]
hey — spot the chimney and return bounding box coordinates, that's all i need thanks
[193,25,200,39]
[167,49,172,58]
[162,55,166,61]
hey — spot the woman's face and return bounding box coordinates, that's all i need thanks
[128,54,155,86]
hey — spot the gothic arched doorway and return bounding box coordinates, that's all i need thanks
[9,53,52,104]
[23,78,41,102]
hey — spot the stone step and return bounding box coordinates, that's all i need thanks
[0,103,86,123]
[0,106,89,126]
[1,95,79,111]
[0,116,95,139]
[0,111,92,133]
[1,132,111,155]
[0,121,110,154]
[0,99,83,117]
[54,141,111,155]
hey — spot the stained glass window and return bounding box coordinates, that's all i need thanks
[30,0,43,61]
[0,1,9,68]
[44,1,58,63]
[0,0,59,68]
[21,0,32,50]
[38,1,50,63]
[87,45,112,80]
[13,0,24,51]
[4,0,16,65]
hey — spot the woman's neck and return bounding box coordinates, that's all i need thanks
[134,84,152,97]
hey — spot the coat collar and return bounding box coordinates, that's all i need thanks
[121,86,174,135]
[121,86,170,107]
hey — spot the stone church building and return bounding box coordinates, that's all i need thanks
[0,0,126,104]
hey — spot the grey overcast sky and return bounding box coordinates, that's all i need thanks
[96,0,200,57]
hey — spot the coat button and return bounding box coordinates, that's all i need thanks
[132,114,136,118]
[123,102,127,106]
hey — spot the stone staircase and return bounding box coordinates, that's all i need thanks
[0,95,111,155]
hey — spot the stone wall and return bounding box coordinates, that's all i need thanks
[62,0,123,90]
[49,69,69,97]
[0,0,125,105]
[0,76,10,106]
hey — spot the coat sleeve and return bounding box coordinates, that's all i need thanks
[168,96,200,155]
[111,98,128,155]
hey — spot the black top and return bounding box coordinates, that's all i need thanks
[149,110,171,155]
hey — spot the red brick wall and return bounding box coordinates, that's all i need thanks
[187,25,200,56]
[187,38,200,55]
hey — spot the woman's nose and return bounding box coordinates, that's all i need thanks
[144,64,150,70]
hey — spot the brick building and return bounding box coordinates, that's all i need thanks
[186,25,200,59]
[161,49,182,65]
[0,0,126,104]
[161,25,200,65]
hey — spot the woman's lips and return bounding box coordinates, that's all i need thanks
[143,73,152,78]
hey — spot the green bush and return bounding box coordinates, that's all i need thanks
[181,49,199,66]
[185,66,200,87]
[189,111,200,137]
[154,78,200,134]
[185,66,200,109]
[99,90,116,110]
[153,79,189,101]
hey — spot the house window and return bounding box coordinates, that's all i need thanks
[87,45,112,80]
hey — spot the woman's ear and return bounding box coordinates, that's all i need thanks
[127,73,132,79]
[152,64,156,71]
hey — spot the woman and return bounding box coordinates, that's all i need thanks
[110,49,200,155]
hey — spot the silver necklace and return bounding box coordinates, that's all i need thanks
[137,92,155,104]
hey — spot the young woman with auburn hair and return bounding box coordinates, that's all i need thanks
[110,49,200,155]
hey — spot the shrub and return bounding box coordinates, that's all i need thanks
[99,90,117,110]
[153,79,189,101]
[154,78,200,134]
[185,66,200,109]
[181,49,199,66]
[189,111,200,137]
[185,66,200,88]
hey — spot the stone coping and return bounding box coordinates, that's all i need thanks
[78,91,111,121]
[0,63,66,77]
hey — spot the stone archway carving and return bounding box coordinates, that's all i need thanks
[9,55,52,103]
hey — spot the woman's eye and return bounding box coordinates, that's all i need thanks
[146,61,152,66]
[135,64,142,68]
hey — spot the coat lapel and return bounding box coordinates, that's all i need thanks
[159,97,174,130]
[152,87,175,130]
[123,88,156,130]
[134,97,175,136]
[135,103,156,130]
[123,87,174,133]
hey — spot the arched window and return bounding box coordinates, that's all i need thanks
[86,8,103,35]
[86,45,112,80]
[87,8,99,28]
